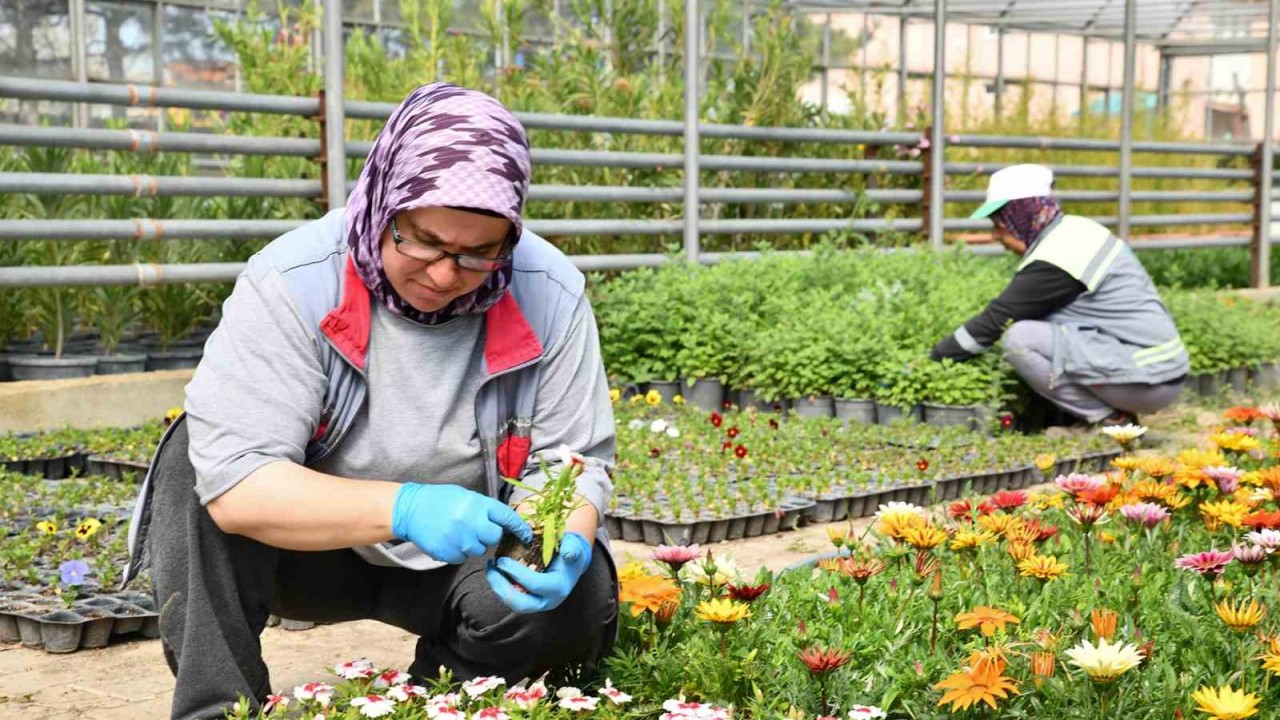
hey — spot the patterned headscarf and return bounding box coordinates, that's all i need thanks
[344,83,532,325]
[993,196,1063,246]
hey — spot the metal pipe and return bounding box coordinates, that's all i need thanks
[0,124,321,157]
[1118,0,1137,240]
[0,173,322,198]
[69,0,88,128]
[949,134,1254,156]
[323,0,348,208]
[821,13,831,111]
[0,263,248,288]
[1079,36,1089,118]
[898,16,909,122]
[530,185,924,204]
[929,0,946,249]
[1255,0,1279,288]
[945,161,1253,181]
[0,219,305,240]
[0,76,320,116]
[994,27,1005,120]
[683,0,700,262]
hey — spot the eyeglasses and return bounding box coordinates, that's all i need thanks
[389,217,513,273]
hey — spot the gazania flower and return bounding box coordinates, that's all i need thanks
[1256,467,1280,494]
[1212,432,1261,454]
[74,518,102,540]
[1067,504,1109,529]
[1242,510,1280,531]
[1260,636,1280,677]
[902,525,948,550]
[461,676,506,697]
[1112,456,1141,472]
[874,502,929,540]
[837,555,887,583]
[934,656,1020,711]
[798,646,852,674]
[848,706,887,719]
[948,500,978,521]
[1065,637,1144,684]
[618,574,681,617]
[951,528,995,551]
[1204,466,1245,494]
[652,544,702,571]
[955,606,1020,637]
[35,520,57,536]
[1056,473,1104,495]
[334,658,376,680]
[1030,651,1056,685]
[294,682,335,707]
[1120,502,1170,528]
[1004,519,1042,546]
[1018,555,1069,582]
[726,582,770,602]
[598,680,631,705]
[1233,543,1269,572]
[1029,491,1065,510]
[350,695,397,718]
[827,525,849,547]
[1191,684,1261,720]
[1175,549,1234,578]
[1215,598,1266,632]
[989,490,1028,510]
[1006,540,1036,562]
[1201,500,1250,531]
[1224,406,1263,424]
[1091,608,1118,641]
[978,512,1019,537]
[1245,528,1280,550]
[1181,447,1228,468]
[1137,456,1178,478]
[1079,483,1120,507]
[1102,423,1147,447]
[695,598,751,624]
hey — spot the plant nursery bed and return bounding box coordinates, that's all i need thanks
[0,588,158,653]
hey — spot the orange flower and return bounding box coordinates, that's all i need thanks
[1137,457,1178,479]
[1224,406,1263,424]
[934,656,1020,711]
[1091,609,1118,641]
[1255,467,1280,495]
[837,555,887,584]
[902,525,949,550]
[618,574,681,617]
[1030,651,1056,687]
[1243,510,1280,530]
[955,607,1021,637]
[1079,484,1120,507]
[797,646,852,675]
[1006,541,1037,562]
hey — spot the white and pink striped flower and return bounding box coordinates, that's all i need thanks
[350,695,397,718]
[660,698,730,720]
[425,694,463,720]
[263,694,290,714]
[598,679,632,705]
[504,681,548,709]
[375,669,411,688]
[462,676,506,697]
[334,659,377,680]
[1055,473,1104,495]
[472,707,511,720]
[559,695,600,712]
[387,684,429,702]
[294,683,335,707]
[849,706,887,720]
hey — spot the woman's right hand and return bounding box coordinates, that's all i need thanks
[391,483,533,564]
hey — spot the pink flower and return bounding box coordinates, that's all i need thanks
[334,659,377,680]
[294,683,335,708]
[1203,465,1243,494]
[598,680,632,705]
[387,684,429,702]
[350,695,397,718]
[660,699,731,720]
[909,148,922,158]
[504,682,548,709]
[1119,502,1170,528]
[1056,473,1103,495]
[462,676,506,697]
[1246,528,1280,549]
[263,694,290,714]
[375,669,411,688]
[652,544,702,571]
[849,707,887,720]
[1233,543,1269,565]
[1174,549,1234,577]
[559,695,600,712]
[426,696,465,720]
[472,707,511,720]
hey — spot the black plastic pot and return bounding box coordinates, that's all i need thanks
[95,354,149,375]
[1227,367,1249,393]
[146,347,203,371]
[38,610,85,653]
[680,378,725,412]
[833,397,876,424]
[8,355,98,381]
[923,403,982,429]
[875,403,923,424]
[790,395,835,419]
[738,389,787,414]
[1254,362,1280,391]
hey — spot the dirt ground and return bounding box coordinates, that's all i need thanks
[0,399,1242,719]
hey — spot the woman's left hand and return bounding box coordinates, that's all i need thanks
[486,532,593,613]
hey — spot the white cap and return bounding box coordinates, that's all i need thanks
[969,163,1054,219]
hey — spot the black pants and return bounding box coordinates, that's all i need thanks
[146,420,618,720]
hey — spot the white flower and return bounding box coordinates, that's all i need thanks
[650,419,669,434]
[598,680,632,705]
[263,694,290,713]
[849,706,887,720]
[1102,424,1147,443]
[462,676,506,697]
[628,419,645,430]
[426,696,464,720]
[559,695,600,712]
[1247,528,1280,550]
[350,696,397,718]
[873,501,928,522]
[660,698,730,720]
[294,683,336,708]
[556,686,584,699]
[666,426,681,438]
[387,684,429,702]
[472,707,511,720]
[375,669,411,688]
[334,659,376,680]
[679,553,742,587]
[504,682,548,709]
[313,715,326,720]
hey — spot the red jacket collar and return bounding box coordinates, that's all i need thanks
[319,256,543,374]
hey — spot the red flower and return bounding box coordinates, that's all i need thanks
[977,501,997,515]
[726,582,771,602]
[916,459,929,472]
[722,400,733,410]
[734,444,748,459]
[1024,518,1059,543]
[721,441,733,453]
[989,490,1028,510]
[1243,510,1280,530]
[727,427,740,439]
[948,500,975,521]
[999,414,1014,429]
[768,418,780,430]
[1078,484,1119,507]
[772,404,784,414]
[649,447,662,458]
[709,412,723,428]
[797,646,852,675]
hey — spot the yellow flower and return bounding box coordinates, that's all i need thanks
[955,606,1020,637]
[1129,479,1176,503]
[951,528,995,551]
[1111,456,1141,471]
[672,394,685,405]
[617,561,651,582]
[75,518,102,540]
[165,406,183,423]
[1201,500,1250,530]
[1179,448,1227,469]
[977,512,1019,538]
[609,388,621,404]
[694,598,751,625]
[1006,540,1036,562]
[1034,453,1057,471]
[1018,555,1069,582]
[874,504,928,541]
[1176,467,1211,491]
[1215,598,1266,632]
[1097,531,1118,543]
[1241,470,1264,487]
[35,520,58,536]
[1029,492,1064,510]
[1212,432,1261,454]
[1065,637,1144,684]
[644,390,662,407]
[1137,456,1178,479]
[934,656,1020,711]
[826,525,849,548]
[1260,636,1280,677]
[629,394,643,405]
[1191,684,1261,720]
[902,525,948,550]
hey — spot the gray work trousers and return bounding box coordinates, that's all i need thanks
[144,419,619,720]
[1004,320,1185,423]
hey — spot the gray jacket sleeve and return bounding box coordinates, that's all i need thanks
[185,263,328,504]
[508,295,616,521]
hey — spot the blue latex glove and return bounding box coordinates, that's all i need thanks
[391,483,533,564]
[485,531,593,613]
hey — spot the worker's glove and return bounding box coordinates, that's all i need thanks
[486,531,593,613]
[391,483,532,564]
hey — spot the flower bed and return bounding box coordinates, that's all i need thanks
[248,405,1280,718]
[609,398,1117,545]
